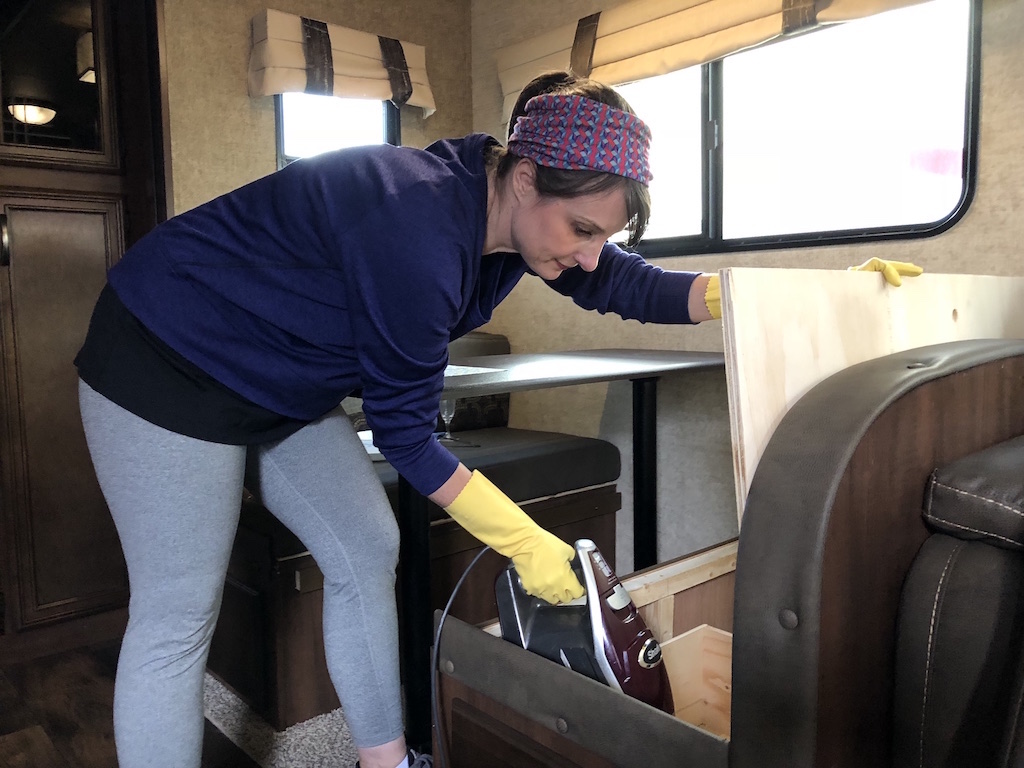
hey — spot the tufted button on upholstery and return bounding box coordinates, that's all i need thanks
[779,608,799,630]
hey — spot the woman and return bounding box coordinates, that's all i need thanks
[75,69,916,768]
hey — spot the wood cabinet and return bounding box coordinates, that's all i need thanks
[0,0,163,648]
[0,190,126,629]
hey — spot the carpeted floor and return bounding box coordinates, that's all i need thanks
[203,674,358,768]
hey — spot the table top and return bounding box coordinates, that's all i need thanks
[442,348,725,397]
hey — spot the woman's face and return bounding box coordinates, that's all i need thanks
[509,171,629,281]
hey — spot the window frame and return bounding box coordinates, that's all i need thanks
[632,0,983,260]
[274,96,402,169]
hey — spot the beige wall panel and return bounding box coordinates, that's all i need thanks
[472,0,1024,569]
[161,0,472,214]
[721,268,1024,522]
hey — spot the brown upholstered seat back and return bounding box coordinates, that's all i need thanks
[892,437,1024,768]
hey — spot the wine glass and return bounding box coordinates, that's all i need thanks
[439,397,457,442]
[437,397,478,447]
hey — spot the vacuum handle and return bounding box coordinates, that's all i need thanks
[569,552,585,589]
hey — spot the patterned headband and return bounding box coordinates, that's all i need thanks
[507,93,653,185]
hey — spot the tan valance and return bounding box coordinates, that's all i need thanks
[248,9,436,115]
[496,0,927,122]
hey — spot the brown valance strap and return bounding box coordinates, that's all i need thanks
[247,9,436,115]
[782,0,817,34]
[378,36,413,107]
[570,13,601,77]
[301,17,333,94]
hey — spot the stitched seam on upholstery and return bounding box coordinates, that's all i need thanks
[923,514,1024,549]
[926,473,936,517]
[930,479,1024,518]
[920,542,964,768]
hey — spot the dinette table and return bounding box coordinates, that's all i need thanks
[399,347,726,749]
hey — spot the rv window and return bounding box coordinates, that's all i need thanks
[275,92,399,168]
[611,67,704,242]
[615,0,978,257]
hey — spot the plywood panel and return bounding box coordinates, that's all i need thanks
[721,268,1024,521]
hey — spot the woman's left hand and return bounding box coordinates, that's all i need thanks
[848,257,924,287]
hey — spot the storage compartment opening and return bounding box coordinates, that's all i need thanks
[661,623,732,740]
[482,543,737,739]
[449,540,738,766]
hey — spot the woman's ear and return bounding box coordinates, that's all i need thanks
[510,158,537,204]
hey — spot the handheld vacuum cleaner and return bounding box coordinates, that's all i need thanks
[495,538,674,714]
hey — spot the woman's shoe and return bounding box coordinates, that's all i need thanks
[354,749,432,768]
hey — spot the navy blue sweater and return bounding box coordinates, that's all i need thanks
[108,133,698,496]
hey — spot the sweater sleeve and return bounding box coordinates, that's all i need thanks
[339,184,472,497]
[544,241,700,324]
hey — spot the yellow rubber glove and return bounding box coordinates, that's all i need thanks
[848,257,923,287]
[704,273,722,320]
[445,470,584,604]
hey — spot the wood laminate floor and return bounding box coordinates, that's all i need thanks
[0,639,260,768]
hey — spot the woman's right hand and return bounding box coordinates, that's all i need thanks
[443,469,584,604]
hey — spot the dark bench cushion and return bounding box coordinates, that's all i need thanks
[924,435,1024,550]
[243,426,621,559]
[375,426,621,521]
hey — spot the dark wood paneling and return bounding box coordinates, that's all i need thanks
[441,680,618,768]
[670,571,735,637]
[0,0,163,643]
[0,193,127,629]
[270,558,342,729]
[0,607,125,666]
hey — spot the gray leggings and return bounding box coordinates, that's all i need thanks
[79,380,403,767]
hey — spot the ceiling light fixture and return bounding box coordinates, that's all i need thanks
[7,101,57,125]
[77,31,96,83]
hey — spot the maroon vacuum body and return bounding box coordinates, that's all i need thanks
[495,538,674,714]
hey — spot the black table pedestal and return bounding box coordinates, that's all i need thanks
[397,476,433,753]
[632,376,659,571]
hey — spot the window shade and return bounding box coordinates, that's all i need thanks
[496,0,927,123]
[248,9,436,115]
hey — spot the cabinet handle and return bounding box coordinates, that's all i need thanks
[0,215,8,267]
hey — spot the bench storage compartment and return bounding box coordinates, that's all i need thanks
[436,542,737,768]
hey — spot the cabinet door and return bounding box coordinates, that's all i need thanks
[0,0,160,636]
[0,193,127,629]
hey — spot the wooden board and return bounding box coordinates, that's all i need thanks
[721,268,1024,522]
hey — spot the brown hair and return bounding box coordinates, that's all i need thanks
[487,71,652,247]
